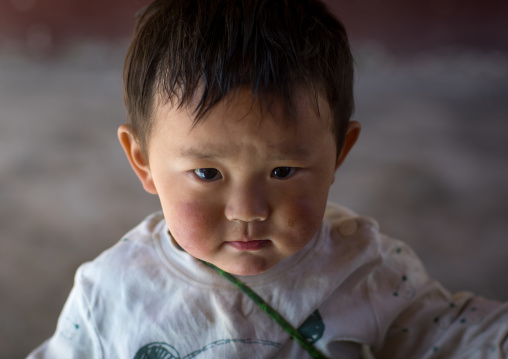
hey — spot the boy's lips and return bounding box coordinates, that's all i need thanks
[227,239,270,251]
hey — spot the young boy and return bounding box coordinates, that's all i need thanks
[28,0,508,358]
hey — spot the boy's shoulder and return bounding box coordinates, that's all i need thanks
[322,202,425,281]
[75,212,167,288]
[324,202,379,236]
[99,211,166,260]
[323,202,385,252]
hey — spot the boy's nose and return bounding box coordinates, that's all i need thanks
[225,183,269,222]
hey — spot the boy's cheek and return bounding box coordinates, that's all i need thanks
[283,198,320,227]
[164,200,223,244]
[278,198,325,245]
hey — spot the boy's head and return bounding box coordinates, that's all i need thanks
[119,0,360,276]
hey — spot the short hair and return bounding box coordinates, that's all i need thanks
[123,0,354,156]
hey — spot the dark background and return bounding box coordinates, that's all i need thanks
[1,0,508,53]
[1,0,508,358]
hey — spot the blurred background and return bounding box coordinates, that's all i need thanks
[1,0,507,357]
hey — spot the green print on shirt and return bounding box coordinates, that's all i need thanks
[134,310,325,358]
[133,339,281,359]
[298,310,325,344]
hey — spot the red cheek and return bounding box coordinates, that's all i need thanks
[169,200,224,249]
[180,201,208,223]
[175,202,210,236]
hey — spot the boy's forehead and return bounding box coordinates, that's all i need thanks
[154,86,334,130]
[146,87,339,163]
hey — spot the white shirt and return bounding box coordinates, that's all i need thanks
[27,203,508,358]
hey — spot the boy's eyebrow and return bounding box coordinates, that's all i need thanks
[178,147,222,159]
[178,144,312,160]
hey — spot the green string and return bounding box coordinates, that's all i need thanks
[201,261,329,359]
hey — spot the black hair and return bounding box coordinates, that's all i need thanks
[124,0,354,155]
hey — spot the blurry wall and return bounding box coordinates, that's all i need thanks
[1,1,508,358]
[331,0,508,53]
[0,0,144,46]
[1,0,507,54]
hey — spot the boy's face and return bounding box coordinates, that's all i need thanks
[119,88,359,276]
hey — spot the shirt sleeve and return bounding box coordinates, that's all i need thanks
[370,237,508,358]
[26,268,103,359]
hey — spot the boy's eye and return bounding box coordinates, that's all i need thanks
[194,168,222,181]
[271,167,296,179]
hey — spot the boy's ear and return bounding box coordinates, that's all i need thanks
[335,121,361,171]
[117,124,158,195]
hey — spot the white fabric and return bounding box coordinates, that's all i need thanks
[27,203,508,358]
